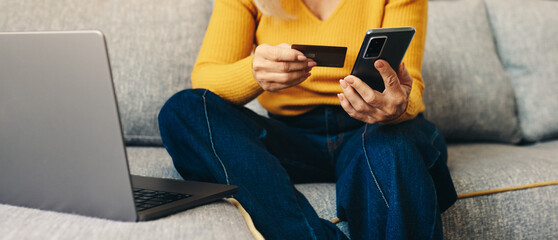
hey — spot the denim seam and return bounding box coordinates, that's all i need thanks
[362,124,390,208]
[429,129,442,239]
[428,182,439,240]
[428,130,442,169]
[430,129,440,145]
[202,90,231,185]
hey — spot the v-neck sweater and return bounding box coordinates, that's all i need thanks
[191,0,427,122]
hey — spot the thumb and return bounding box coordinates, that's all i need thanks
[374,59,401,92]
[278,43,291,49]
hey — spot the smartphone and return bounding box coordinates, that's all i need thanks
[351,27,415,92]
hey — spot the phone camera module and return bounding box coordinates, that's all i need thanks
[365,37,386,59]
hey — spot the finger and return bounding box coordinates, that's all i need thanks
[291,71,312,85]
[397,62,413,94]
[279,43,314,62]
[340,79,375,114]
[256,44,306,62]
[257,71,310,92]
[278,71,312,90]
[338,93,379,124]
[340,77,392,120]
[337,92,357,117]
[374,59,403,94]
[265,59,316,73]
[268,44,307,62]
[264,70,311,84]
[343,75,387,108]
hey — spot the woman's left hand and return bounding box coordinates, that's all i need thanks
[338,59,413,124]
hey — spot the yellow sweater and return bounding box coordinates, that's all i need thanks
[192,0,427,122]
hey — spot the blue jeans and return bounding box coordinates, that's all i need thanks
[158,89,457,240]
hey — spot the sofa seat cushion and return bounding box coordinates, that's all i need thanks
[0,146,256,239]
[442,141,558,239]
[126,146,183,180]
[128,144,558,239]
[0,201,254,240]
[2,144,557,239]
[446,141,558,193]
[301,141,558,239]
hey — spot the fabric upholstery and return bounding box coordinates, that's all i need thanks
[0,0,213,145]
[111,144,558,239]
[128,147,353,237]
[126,146,183,180]
[0,202,255,240]
[484,0,558,142]
[0,146,254,239]
[443,186,558,239]
[421,0,520,143]
[445,141,558,239]
[2,141,558,239]
[446,141,558,193]
[127,143,558,239]
[294,141,558,239]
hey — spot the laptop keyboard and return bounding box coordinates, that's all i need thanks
[133,188,192,212]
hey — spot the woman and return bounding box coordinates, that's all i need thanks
[158,0,457,239]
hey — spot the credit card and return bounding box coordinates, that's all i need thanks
[291,44,347,68]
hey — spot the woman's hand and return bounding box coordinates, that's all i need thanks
[253,43,317,92]
[338,60,413,124]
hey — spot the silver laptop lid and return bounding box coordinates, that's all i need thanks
[0,31,137,221]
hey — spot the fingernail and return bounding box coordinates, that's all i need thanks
[340,80,347,89]
[298,55,307,61]
[337,93,343,101]
[308,61,317,67]
[375,60,384,69]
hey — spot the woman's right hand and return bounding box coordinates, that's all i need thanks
[253,43,317,92]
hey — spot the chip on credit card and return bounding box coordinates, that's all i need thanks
[291,44,347,68]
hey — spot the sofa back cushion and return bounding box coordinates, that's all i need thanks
[422,0,521,143]
[0,0,213,145]
[5,0,546,145]
[485,0,558,142]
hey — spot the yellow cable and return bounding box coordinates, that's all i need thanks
[330,217,341,224]
[457,180,558,199]
[225,198,265,240]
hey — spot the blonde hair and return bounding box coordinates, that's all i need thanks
[253,0,295,19]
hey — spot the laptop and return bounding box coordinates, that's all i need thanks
[0,30,237,221]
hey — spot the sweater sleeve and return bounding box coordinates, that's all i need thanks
[191,0,263,105]
[381,0,428,124]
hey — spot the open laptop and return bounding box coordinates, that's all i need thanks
[0,31,237,221]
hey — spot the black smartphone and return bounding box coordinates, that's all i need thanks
[351,27,415,92]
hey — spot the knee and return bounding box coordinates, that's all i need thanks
[158,89,209,130]
[362,121,440,170]
[363,124,414,156]
[159,88,206,115]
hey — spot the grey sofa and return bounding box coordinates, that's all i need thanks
[1,0,557,239]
